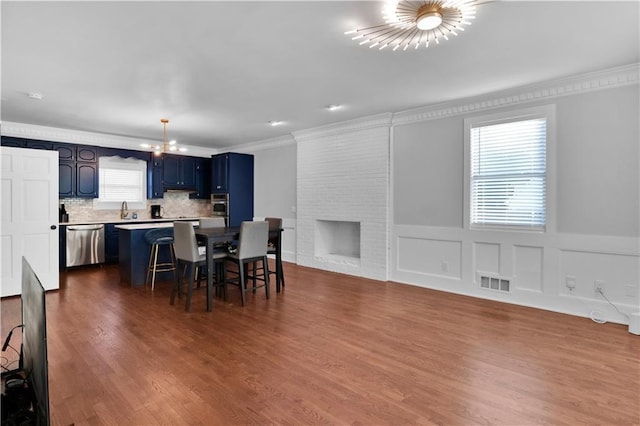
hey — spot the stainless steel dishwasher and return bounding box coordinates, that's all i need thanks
[66,224,105,267]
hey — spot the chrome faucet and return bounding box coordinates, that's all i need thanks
[121,201,129,219]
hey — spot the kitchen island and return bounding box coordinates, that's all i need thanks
[116,220,198,287]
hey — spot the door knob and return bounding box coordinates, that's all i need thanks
[50,225,57,230]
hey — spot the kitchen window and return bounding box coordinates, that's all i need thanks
[464,105,555,231]
[93,156,147,210]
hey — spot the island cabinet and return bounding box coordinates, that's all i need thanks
[54,143,98,198]
[211,152,253,227]
[163,154,196,189]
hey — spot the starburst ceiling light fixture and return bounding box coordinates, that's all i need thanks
[141,118,187,155]
[345,0,480,51]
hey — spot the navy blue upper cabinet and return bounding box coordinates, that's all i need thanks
[58,162,76,197]
[162,154,196,189]
[190,157,211,199]
[54,143,98,198]
[53,142,75,161]
[25,140,53,150]
[77,146,98,162]
[212,153,253,227]
[211,154,229,193]
[1,136,27,147]
[148,156,164,199]
[76,163,98,197]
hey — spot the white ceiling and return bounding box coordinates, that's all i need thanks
[2,1,639,150]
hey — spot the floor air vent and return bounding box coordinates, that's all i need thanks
[479,275,511,293]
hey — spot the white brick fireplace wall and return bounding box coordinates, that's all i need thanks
[294,114,392,281]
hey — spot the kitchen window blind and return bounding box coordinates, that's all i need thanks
[100,167,144,202]
[470,117,547,229]
[94,156,147,210]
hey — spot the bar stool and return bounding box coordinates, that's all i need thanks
[145,227,176,290]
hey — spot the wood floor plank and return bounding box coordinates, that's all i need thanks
[2,262,639,425]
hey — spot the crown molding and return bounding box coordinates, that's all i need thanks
[224,134,297,154]
[292,113,393,143]
[392,63,640,126]
[0,121,216,158]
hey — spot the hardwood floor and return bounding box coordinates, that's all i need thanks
[2,262,639,425]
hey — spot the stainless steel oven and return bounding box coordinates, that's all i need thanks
[211,193,229,223]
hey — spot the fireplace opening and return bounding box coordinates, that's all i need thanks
[315,220,361,259]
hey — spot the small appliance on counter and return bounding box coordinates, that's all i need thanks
[151,204,164,219]
[59,204,69,223]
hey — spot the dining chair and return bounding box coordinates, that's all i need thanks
[170,222,226,312]
[224,220,270,306]
[199,217,226,228]
[264,217,285,290]
[197,216,227,295]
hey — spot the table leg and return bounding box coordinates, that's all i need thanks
[206,239,213,312]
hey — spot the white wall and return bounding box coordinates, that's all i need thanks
[391,66,639,324]
[294,115,391,281]
[250,138,298,263]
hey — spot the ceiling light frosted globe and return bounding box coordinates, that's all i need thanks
[417,12,443,30]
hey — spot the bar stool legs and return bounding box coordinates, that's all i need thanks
[145,241,176,291]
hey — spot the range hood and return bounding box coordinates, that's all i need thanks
[164,188,196,193]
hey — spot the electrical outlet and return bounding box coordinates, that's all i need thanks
[441,262,449,273]
[565,276,576,290]
[594,280,605,293]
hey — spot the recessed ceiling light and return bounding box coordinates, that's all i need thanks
[326,104,342,111]
[27,92,43,100]
[269,120,284,126]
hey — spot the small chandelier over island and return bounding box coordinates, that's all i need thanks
[140,118,187,155]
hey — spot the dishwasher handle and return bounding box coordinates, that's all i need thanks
[67,224,105,231]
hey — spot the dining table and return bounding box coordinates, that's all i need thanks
[195,225,284,311]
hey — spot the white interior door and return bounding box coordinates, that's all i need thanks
[1,146,59,296]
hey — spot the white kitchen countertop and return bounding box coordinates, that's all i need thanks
[60,217,203,226]
[114,220,199,230]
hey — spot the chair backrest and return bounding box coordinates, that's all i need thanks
[199,217,226,228]
[236,221,269,259]
[172,222,200,262]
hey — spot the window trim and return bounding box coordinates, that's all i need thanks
[92,156,148,210]
[463,104,556,233]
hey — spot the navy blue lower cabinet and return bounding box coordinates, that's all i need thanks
[105,224,119,263]
[59,225,66,271]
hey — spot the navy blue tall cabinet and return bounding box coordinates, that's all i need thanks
[211,152,253,227]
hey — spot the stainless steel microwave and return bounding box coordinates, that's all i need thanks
[211,193,229,217]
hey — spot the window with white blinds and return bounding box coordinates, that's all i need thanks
[470,116,547,230]
[93,156,147,210]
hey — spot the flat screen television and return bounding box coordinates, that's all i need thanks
[19,256,51,425]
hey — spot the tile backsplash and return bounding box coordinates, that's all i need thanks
[60,192,211,223]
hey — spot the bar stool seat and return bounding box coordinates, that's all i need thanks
[145,227,176,290]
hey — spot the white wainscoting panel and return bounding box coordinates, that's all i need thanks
[474,242,500,275]
[513,245,544,293]
[392,224,639,324]
[397,236,462,279]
